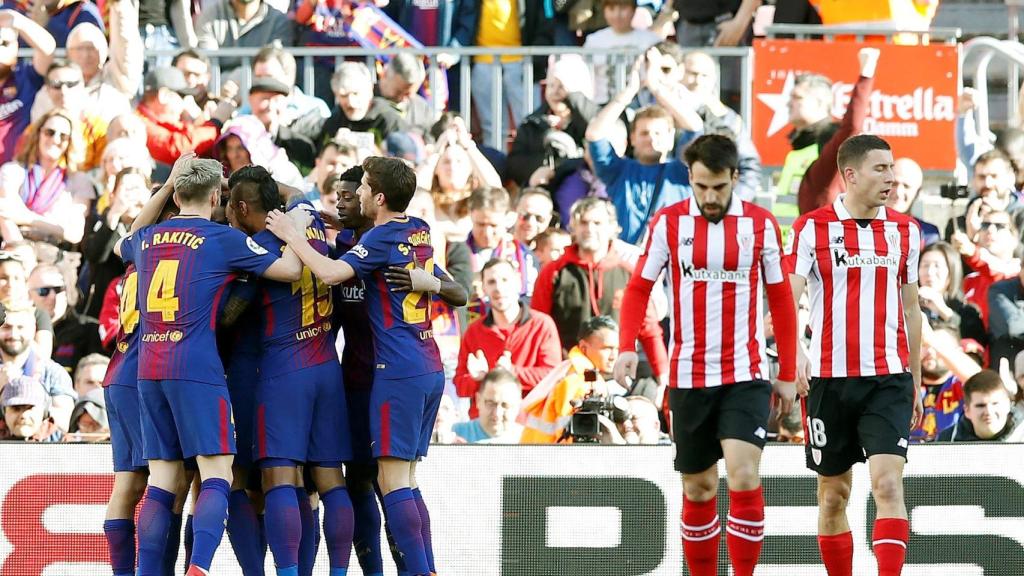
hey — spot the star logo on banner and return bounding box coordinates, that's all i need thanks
[757,71,795,138]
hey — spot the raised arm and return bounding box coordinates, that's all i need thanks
[585,58,641,143]
[1,10,56,76]
[103,0,144,97]
[265,209,356,285]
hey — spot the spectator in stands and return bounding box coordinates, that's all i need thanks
[80,167,148,318]
[914,327,966,442]
[617,395,670,444]
[376,53,437,136]
[454,258,561,411]
[453,368,524,443]
[0,108,90,244]
[551,119,623,228]
[779,48,878,218]
[919,242,982,340]
[72,353,107,397]
[37,61,107,172]
[987,261,1024,368]
[512,189,554,250]
[93,138,153,214]
[956,207,1020,330]
[0,303,75,430]
[67,387,108,438]
[507,55,598,188]
[27,263,103,374]
[136,66,237,166]
[675,0,757,47]
[675,48,762,201]
[252,44,330,122]
[585,61,690,245]
[940,369,1024,442]
[215,115,304,187]
[583,0,661,105]
[519,315,620,443]
[1,375,63,441]
[38,0,103,47]
[532,228,571,268]
[315,62,407,150]
[172,50,217,123]
[195,0,294,78]
[885,157,940,246]
[105,113,148,149]
[996,128,1024,192]
[0,254,54,357]
[50,5,143,123]
[465,187,538,299]
[0,9,56,164]
[422,114,504,242]
[532,198,668,381]
[302,138,357,204]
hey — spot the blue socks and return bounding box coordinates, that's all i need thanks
[183,514,194,569]
[322,487,355,575]
[164,513,182,575]
[103,519,135,576]
[227,489,266,575]
[137,486,175,576]
[382,488,428,575]
[264,485,301,572]
[351,489,384,575]
[189,478,231,571]
[412,488,435,574]
[295,488,318,576]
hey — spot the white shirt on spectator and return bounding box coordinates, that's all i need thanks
[583,27,661,104]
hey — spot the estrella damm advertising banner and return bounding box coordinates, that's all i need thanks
[752,39,959,171]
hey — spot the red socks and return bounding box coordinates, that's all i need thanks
[681,497,720,576]
[873,518,909,576]
[818,531,854,576]
[726,487,765,576]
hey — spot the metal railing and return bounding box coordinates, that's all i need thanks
[962,36,1024,135]
[25,45,754,150]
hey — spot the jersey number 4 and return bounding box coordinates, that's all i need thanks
[147,260,181,321]
[119,271,140,334]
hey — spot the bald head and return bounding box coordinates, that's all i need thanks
[888,157,924,213]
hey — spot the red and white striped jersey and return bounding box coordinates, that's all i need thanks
[635,196,786,388]
[788,196,921,378]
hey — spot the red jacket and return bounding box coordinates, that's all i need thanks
[454,305,562,417]
[136,104,221,165]
[531,242,669,377]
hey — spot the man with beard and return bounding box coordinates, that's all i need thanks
[0,9,56,163]
[913,327,966,442]
[614,134,797,576]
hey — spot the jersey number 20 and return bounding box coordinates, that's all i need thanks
[401,257,434,325]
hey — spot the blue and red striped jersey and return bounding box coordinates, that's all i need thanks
[252,211,337,378]
[102,265,140,389]
[119,218,279,384]
[335,235,375,392]
[339,216,442,380]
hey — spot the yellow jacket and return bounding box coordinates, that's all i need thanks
[518,347,602,444]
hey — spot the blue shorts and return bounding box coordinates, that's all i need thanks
[105,385,146,472]
[138,379,235,461]
[370,371,444,461]
[255,362,352,465]
[227,362,259,469]
[345,386,373,463]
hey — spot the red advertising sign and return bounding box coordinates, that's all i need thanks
[751,39,959,171]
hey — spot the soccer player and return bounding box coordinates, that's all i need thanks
[114,153,305,576]
[227,165,355,576]
[265,156,467,576]
[788,134,923,576]
[613,134,798,576]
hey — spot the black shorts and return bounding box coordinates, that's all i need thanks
[804,373,914,477]
[669,381,771,474]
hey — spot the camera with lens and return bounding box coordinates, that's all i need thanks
[564,370,632,443]
[939,182,970,200]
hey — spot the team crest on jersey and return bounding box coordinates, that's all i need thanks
[739,234,754,253]
[117,342,128,353]
[811,447,822,465]
[885,231,901,252]
[246,237,268,255]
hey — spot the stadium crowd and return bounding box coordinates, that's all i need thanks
[0,0,1021,454]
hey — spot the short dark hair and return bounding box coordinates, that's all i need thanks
[975,148,1013,171]
[655,41,686,65]
[578,315,618,341]
[362,156,417,212]
[228,165,280,214]
[338,165,364,184]
[171,49,208,67]
[964,370,1010,403]
[837,134,891,172]
[468,186,510,213]
[480,368,521,394]
[430,112,463,141]
[480,257,515,282]
[683,134,738,174]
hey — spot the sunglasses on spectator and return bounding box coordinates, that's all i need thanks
[980,221,1010,231]
[47,79,80,90]
[519,212,548,223]
[42,128,70,141]
[34,286,65,297]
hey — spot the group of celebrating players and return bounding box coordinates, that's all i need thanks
[101,130,921,576]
